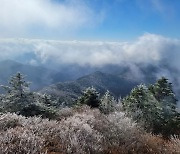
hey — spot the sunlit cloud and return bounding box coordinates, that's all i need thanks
[0,33,179,67]
[0,0,103,37]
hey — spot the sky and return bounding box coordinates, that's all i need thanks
[0,0,180,41]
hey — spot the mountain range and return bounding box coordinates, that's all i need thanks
[40,71,139,105]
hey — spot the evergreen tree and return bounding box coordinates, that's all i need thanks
[122,84,162,131]
[100,90,116,114]
[76,87,100,108]
[149,77,177,112]
[123,78,180,138]
[1,72,34,113]
[0,73,57,119]
[39,94,55,107]
[3,72,30,96]
[149,77,180,137]
[149,77,177,102]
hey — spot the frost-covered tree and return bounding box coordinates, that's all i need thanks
[76,87,100,108]
[122,84,162,132]
[100,90,116,114]
[149,77,177,112]
[3,72,30,96]
[123,79,180,138]
[37,94,56,107]
[1,72,34,113]
[149,77,180,137]
[0,72,57,119]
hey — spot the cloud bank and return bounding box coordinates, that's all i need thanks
[0,33,179,67]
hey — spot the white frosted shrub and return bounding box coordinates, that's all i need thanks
[0,127,45,154]
[57,107,74,120]
[0,107,179,154]
[59,107,104,153]
[0,113,24,131]
[107,111,137,134]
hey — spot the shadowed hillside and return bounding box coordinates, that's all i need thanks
[41,71,139,104]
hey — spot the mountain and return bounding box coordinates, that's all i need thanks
[41,71,139,105]
[51,63,159,84]
[0,60,56,90]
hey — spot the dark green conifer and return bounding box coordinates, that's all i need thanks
[76,87,100,108]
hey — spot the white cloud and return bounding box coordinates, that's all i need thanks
[0,0,102,37]
[0,33,180,68]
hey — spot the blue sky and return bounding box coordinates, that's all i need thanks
[0,0,180,40]
[80,0,180,41]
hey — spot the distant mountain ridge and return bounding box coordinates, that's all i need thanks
[41,71,139,105]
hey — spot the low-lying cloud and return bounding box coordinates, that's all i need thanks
[0,33,179,67]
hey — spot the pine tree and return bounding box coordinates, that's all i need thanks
[0,72,57,119]
[1,72,33,113]
[122,84,162,131]
[149,77,177,103]
[3,72,30,96]
[100,90,116,114]
[39,94,54,107]
[123,78,180,138]
[149,77,180,137]
[76,87,100,108]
